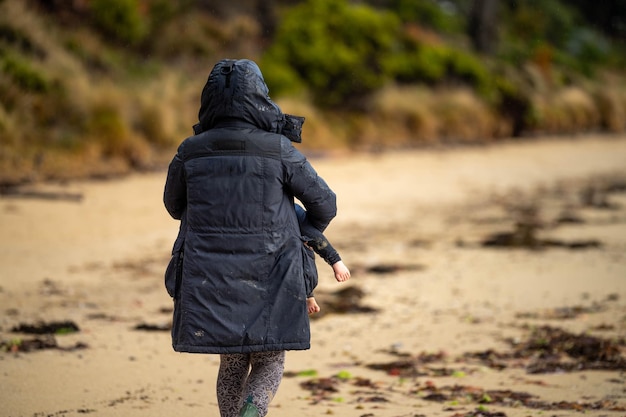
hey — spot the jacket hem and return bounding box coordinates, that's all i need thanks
[173,342,310,354]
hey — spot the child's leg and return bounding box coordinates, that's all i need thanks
[217,353,250,417]
[307,297,320,314]
[242,351,285,416]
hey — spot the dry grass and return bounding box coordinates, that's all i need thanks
[0,0,203,185]
[366,86,438,146]
[593,75,626,132]
[363,85,497,148]
[296,80,626,151]
[532,87,600,133]
[527,81,626,136]
[431,88,497,142]
[276,97,348,152]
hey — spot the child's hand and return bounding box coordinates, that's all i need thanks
[332,261,350,282]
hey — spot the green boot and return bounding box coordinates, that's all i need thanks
[238,395,260,417]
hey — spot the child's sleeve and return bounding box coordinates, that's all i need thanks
[309,238,341,266]
[295,204,342,266]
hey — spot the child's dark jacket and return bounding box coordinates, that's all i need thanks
[164,59,336,353]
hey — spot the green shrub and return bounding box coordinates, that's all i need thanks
[258,58,305,98]
[491,73,535,137]
[0,50,49,92]
[446,49,493,97]
[503,0,577,49]
[385,38,493,98]
[497,0,616,79]
[560,28,611,75]
[0,23,45,57]
[89,0,148,45]
[388,0,464,34]
[147,0,180,29]
[63,37,112,74]
[386,42,448,84]
[263,0,400,107]
[87,102,129,156]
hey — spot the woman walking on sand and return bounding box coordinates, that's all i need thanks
[163,59,337,417]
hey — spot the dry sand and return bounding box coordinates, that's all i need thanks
[1,134,625,417]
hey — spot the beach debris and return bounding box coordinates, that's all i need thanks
[300,377,341,404]
[3,321,86,353]
[480,222,602,249]
[112,255,166,278]
[133,322,171,332]
[0,186,83,202]
[363,262,425,275]
[39,278,66,296]
[468,178,626,250]
[579,184,621,209]
[299,373,389,405]
[0,335,88,353]
[554,210,585,224]
[448,409,507,417]
[415,382,536,405]
[462,325,626,373]
[367,358,420,377]
[299,370,624,413]
[459,349,511,371]
[514,325,626,374]
[86,312,122,321]
[475,204,545,249]
[413,381,626,412]
[356,395,388,403]
[11,320,80,335]
[284,369,319,378]
[367,350,449,377]
[515,302,607,320]
[606,292,620,302]
[541,238,602,249]
[158,306,173,314]
[366,325,625,379]
[590,323,616,331]
[297,371,626,412]
[312,286,378,319]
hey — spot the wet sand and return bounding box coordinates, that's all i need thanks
[1,134,625,417]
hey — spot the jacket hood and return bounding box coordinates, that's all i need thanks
[196,59,284,134]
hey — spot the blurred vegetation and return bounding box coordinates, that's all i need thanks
[0,0,625,185]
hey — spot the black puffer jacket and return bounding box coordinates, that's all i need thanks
[163,59,337,354]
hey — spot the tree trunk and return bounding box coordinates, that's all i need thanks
[468,0,499,54]
[257,0,277,43]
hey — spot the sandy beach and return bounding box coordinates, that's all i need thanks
[1,134,626,417]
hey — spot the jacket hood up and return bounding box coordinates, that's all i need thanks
[196,59,284,134]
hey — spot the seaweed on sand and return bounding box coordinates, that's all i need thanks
[512,325,626,373]
[462,325,626,373]
[413,381,626,412]
[11,320,80,335]
[312,286,378,319]
[1,335,88,353]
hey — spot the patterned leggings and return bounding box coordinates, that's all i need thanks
[216,351,285,417]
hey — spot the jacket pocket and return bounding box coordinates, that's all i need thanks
[165,249,184,298]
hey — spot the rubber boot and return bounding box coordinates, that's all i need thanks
[238,395,260,417]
